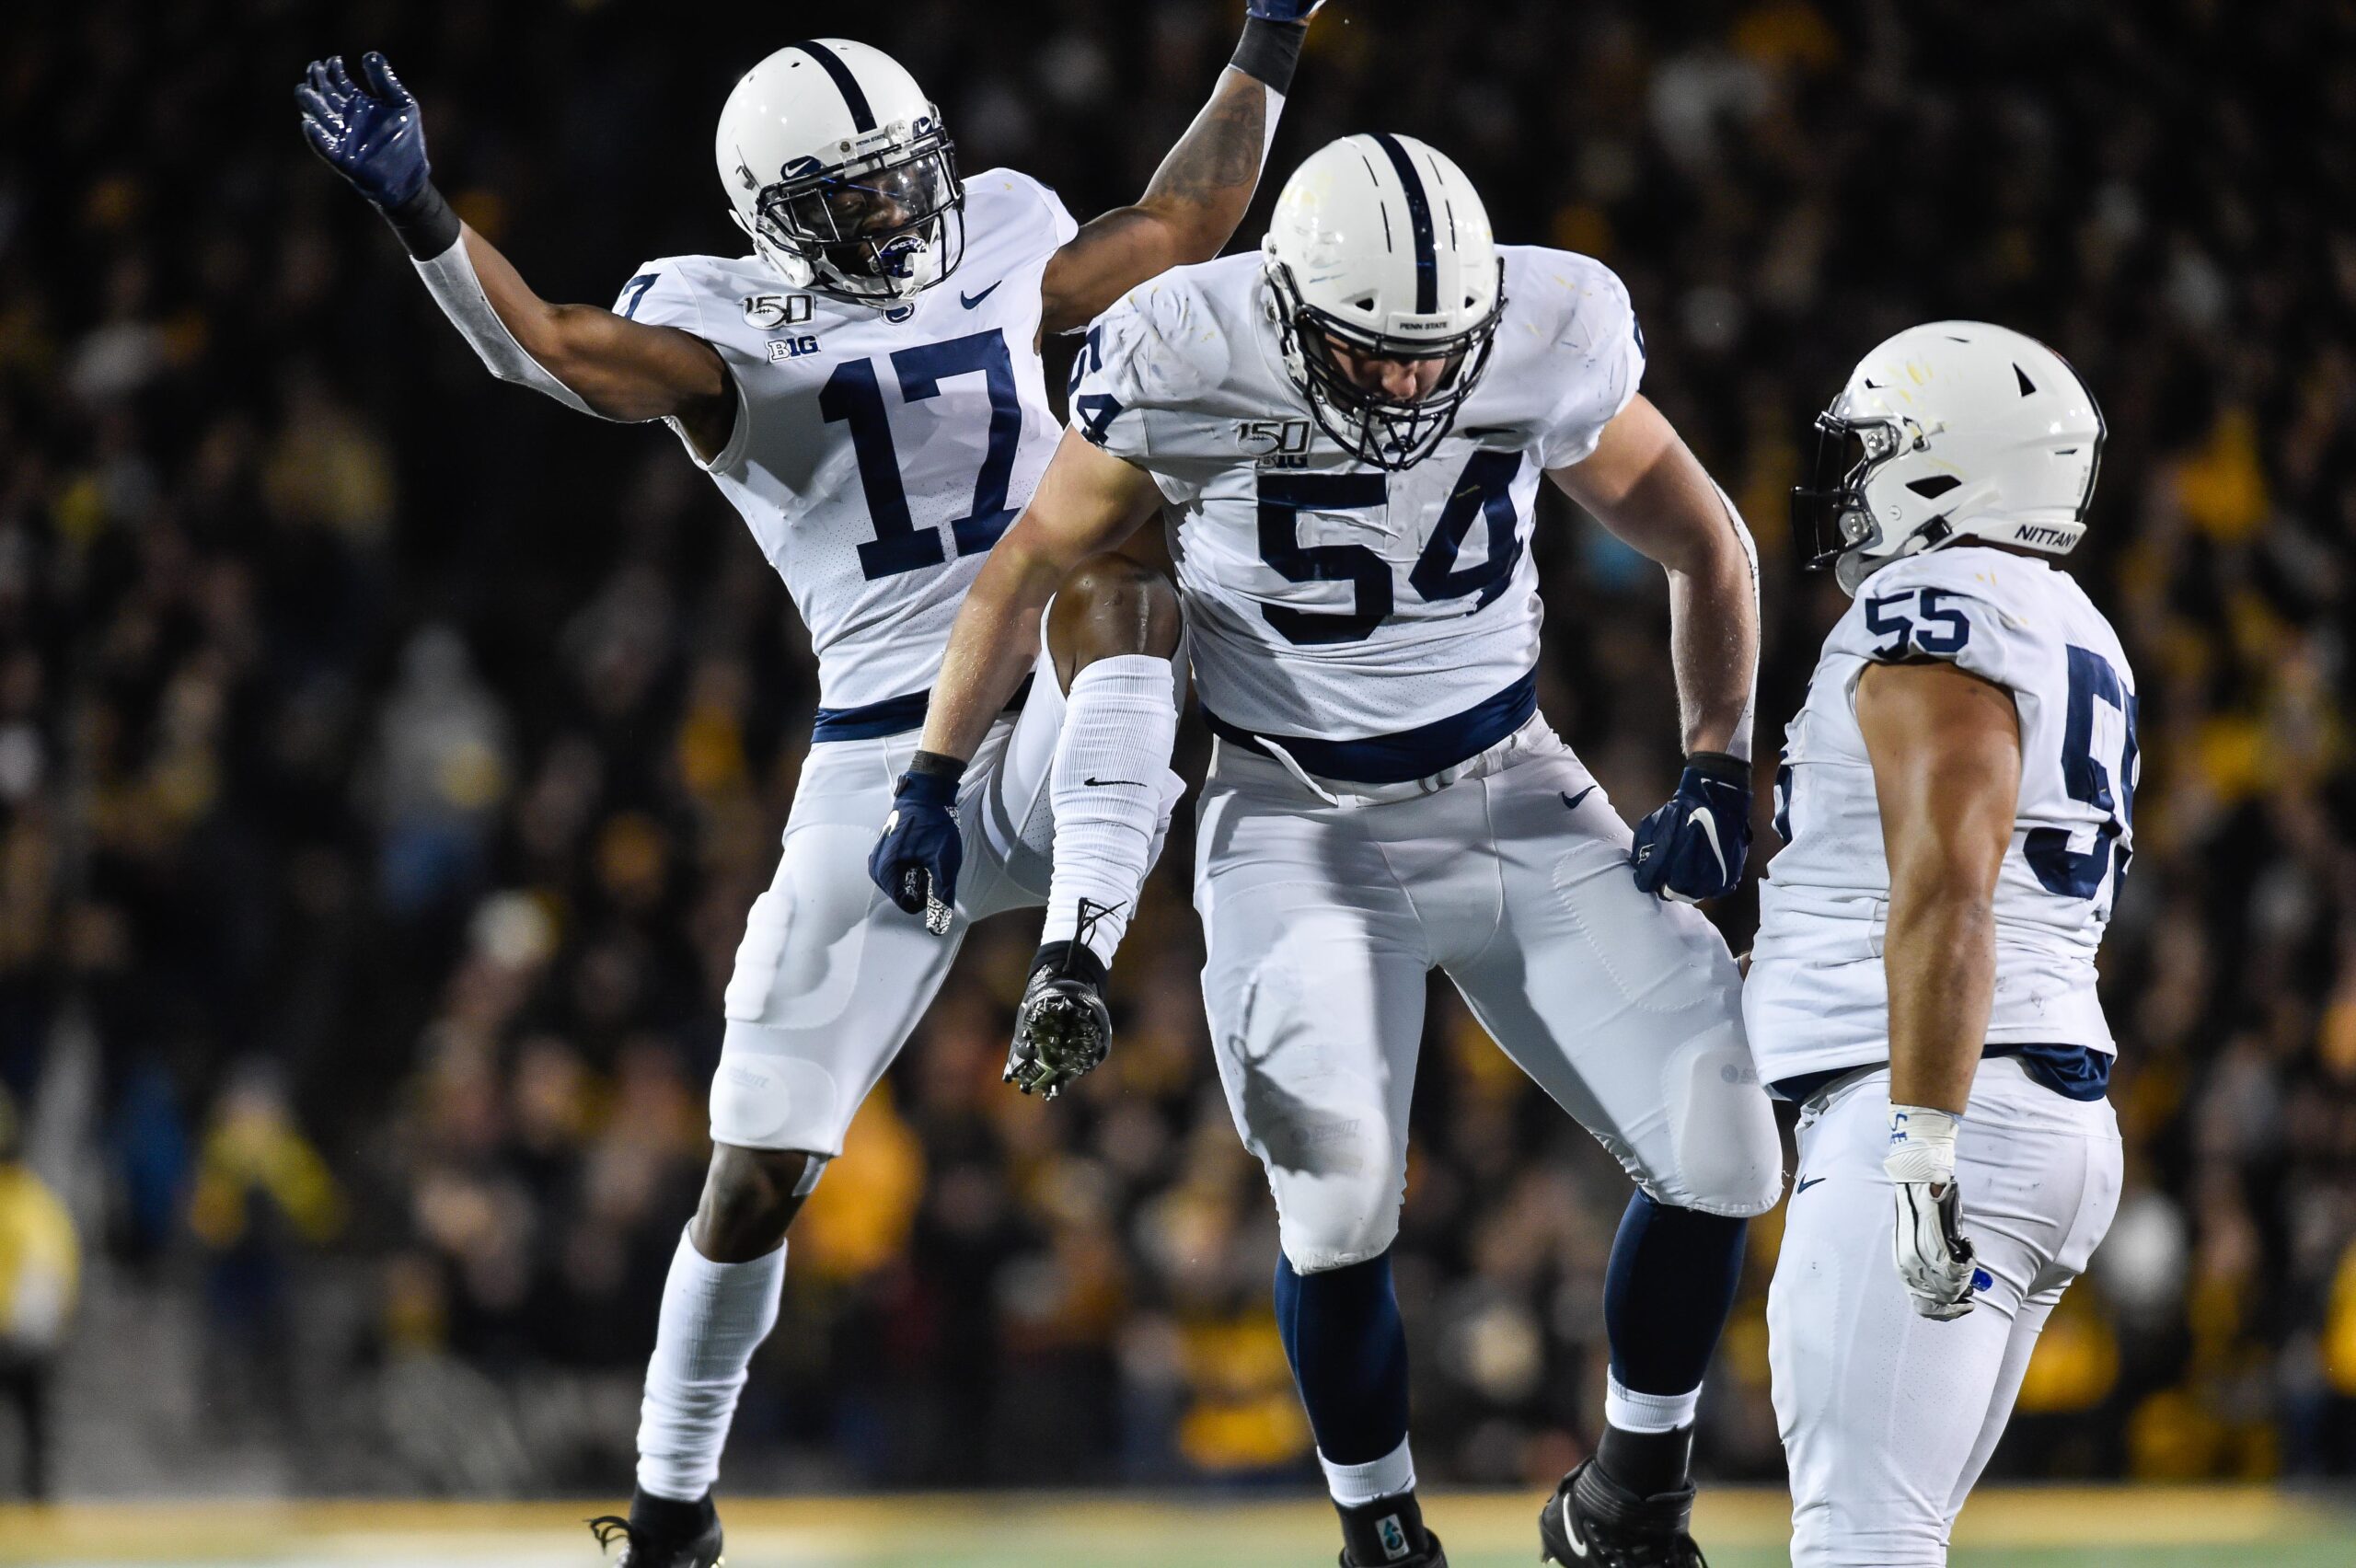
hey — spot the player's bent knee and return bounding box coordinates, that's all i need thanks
[1649,1146,1784,1219]
[692,1144,829,1262]
[1048,553,1183,686]
[1650,1032,1785,1217]
[710,1027,850,1151]
[1276,1191,1403,1275]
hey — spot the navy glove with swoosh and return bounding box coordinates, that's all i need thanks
[1630,751,1752,903]
[869,752,965,935]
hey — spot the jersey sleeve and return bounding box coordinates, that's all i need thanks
[1826,552,2046,698]
[613,258,756,474]
[1530,255,1646,471]
[963,167,1080,271]
[1065,275,1218,465]
[613,259,713,335]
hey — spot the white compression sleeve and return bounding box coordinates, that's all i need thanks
[1045,654,1182,968]
[635,1229,785,1502]
[1715,480,1760,765]
[410,236,597,415]
[1262,83,1288,162]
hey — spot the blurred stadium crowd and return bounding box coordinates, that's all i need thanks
[2,0,2353,1499]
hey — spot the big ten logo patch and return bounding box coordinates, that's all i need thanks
[767,335,823,362]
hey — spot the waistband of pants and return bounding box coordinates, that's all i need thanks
[812,672,1034,743]
[1201,665,1539,795]
[1773,1042,2114,1110]
[1209,708,1556,810]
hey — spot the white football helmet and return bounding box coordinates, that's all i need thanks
[1262,133,1505,469]
[1794,322,2106,594]
[714,40,964,305]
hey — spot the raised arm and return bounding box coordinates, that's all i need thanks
[1856,656,2024,1320]
[1551,393,1762,902]
[296,53,735,457]
[865,433,1162,928]
[1037,3,1322,336]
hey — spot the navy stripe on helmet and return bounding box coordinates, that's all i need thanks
[791,40,877,133]
[1368,133,1438,315]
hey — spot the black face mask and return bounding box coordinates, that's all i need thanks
[1269,260,1506,471]
[755,133,965,303]
[1790,411,1905,572]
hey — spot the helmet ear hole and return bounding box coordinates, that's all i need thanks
[1351,295,1377,313]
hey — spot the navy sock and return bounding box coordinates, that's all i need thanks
[1599,1192,1746,1493]
[1274,1250,1411,1466]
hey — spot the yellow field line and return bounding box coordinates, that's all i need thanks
[0,1486,2343,1562]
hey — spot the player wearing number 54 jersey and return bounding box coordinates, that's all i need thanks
[298,14,1322,1565]
[891,134,1784,1568]
[1755,325,2129,1567]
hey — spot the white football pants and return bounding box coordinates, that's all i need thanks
[1768,1054,2122,1567]
[1194,716,1784,1276]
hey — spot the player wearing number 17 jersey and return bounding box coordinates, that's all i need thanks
[1754,325,2129,1567]
[892,134,1784,1568]
[297,14,1321,1565]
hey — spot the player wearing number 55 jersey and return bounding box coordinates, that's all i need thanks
[1754,325,2129,1567]
[889,134,1783,1568]
[297,15,1322,1565]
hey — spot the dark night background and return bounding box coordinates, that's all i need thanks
[0,0,2349,1495]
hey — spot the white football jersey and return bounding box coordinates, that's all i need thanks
[622,169,1077,719]
[1747,547,2138,1085]
[1069,248,1643,777]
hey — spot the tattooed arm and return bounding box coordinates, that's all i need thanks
[1038,6,1319,335]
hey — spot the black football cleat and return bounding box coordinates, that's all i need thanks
[1003,935,1113,1100]
[1539,1458,1705,1567]
[588,1490,723,1567]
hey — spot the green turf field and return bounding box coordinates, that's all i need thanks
[0,1489,2348,1566]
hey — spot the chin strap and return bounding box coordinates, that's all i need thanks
[411,232,599,417]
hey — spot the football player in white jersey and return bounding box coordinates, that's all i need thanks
[882,135,1784,1568]
[1752,325,2129,1566]
[296,15,1321,1563]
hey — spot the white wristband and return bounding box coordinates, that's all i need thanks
[1884,1103,1961,1184]
[411,236,598,416]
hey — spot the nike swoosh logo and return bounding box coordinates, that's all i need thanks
[1561,1497,1589,1559]
[1084,776,1145,788]
[1796,1176,1826,1193]
[1560,786,1597,811]
[960,280,1003,309]
[1692,805,1725,877]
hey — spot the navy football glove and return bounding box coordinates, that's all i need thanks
[868,754,965,936]
[1630,752,1752,904]
[296,52,432,209]
[1247,0,1325,18]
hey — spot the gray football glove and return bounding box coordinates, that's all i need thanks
[1885,1104,1978,1320]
